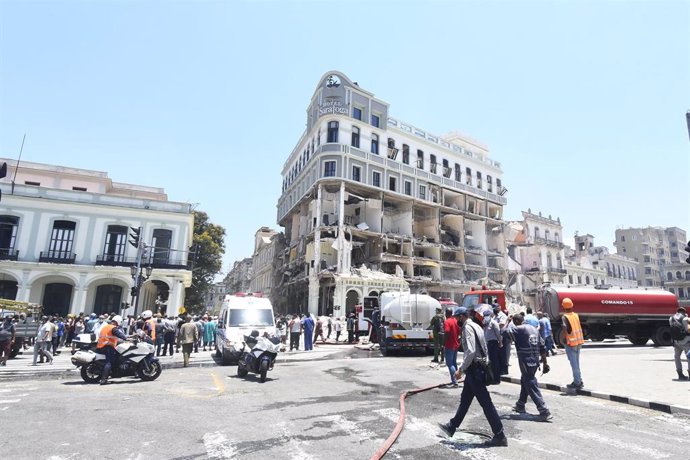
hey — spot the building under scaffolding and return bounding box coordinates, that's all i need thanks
[274,71,508,316]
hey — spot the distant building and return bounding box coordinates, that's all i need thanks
[663,262,690,308]
[203,282,226,315]
[504,210,566,308]
[224,258,253,294]
[614,227,688,288]
[570,233,637,288]
[249,227,286,310]
[275,71,507,316]
[0,159,193,317]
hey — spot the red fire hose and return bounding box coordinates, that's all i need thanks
[369,381,453,460]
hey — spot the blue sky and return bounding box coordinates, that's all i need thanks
[1,0,689,277]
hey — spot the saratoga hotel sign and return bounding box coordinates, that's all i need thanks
[319,99,349,116]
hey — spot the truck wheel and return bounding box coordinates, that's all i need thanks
[651,326,672,347]
[552,326,567,348]
[628,335,650,346]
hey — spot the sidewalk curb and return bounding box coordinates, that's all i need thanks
[500,375,690,416]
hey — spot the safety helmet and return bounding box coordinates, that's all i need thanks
[141,310,153,319]
[111,315,123,325]
[561,297,574,309]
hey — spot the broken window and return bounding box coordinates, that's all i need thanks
[465,167,472,186]
[454,164,461,182]
[417,150,424,169]
[430,154,437,174]
[442,159,451,178]
[402,144,410,164]
[476,171,482,189]
[487,175,492,193]
[387,138,398,160]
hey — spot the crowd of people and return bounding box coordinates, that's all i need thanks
[274,312,359,352]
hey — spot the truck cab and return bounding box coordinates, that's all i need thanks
[461,288,506,313]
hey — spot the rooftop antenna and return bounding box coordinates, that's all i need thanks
[11,133,26,195]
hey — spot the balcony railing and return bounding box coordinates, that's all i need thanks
[39,251,76,264]
[534,236,565,248]
[0,248,19,261]
[96,254,137,266]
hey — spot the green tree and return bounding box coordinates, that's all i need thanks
[184,210,225,313]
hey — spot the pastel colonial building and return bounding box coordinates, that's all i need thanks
[0,159,193,317]
[275,71,507,316]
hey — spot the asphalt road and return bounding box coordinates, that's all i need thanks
[1,346,688,460]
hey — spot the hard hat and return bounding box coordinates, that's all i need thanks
[561,298,573,309]
[111,315,123,325]
[141,310,153,319]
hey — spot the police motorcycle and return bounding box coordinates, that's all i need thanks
[237,330,281,383]
[71,328,162,384]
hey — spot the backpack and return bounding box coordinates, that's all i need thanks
[670,315,687,341]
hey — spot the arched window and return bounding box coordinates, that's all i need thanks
[667,272,673,281]
[546,253,552,269]
[676,271,682,280]
[545,229,550,241]
[585,276,590,285]
[554,232,560,243]
[371,133,379,154]
[685,271,690,281]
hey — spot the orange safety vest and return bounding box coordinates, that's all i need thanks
[97,324,118,349]
[563,312,584,347]
[147,318,156,341]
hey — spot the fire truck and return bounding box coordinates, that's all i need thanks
[538,285,679,346]
[460,287,509,313]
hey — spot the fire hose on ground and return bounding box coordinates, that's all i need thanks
[369,381,453,460]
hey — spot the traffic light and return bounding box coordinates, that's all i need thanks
[129,226,141,248]
[130,286,138,297]
[685,240,690,264]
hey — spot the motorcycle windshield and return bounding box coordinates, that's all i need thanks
[229,309,273,327]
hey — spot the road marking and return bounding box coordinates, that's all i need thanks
[0,399,20,404]
[569,429,671,458]
[202,431,237,459]
[211,371,225,396]
[277,422,318,460]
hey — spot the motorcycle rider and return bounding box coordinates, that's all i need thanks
[96,315,127,385]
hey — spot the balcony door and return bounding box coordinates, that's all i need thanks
[152,229,172,265]
[48,220,76,259]
[103,225,127,262]
[0,215,19,257]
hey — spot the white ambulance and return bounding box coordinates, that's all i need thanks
[215,293,276,365]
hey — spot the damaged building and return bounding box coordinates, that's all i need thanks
[275,71,508,316]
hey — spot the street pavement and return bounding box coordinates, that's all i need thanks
[2,338,689,416]
[0,345,688,460]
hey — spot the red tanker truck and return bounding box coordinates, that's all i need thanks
[537,285,679,346]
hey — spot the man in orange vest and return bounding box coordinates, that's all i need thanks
[561,298,585,390]
[96,315,127,385]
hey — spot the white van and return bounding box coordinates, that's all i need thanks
[215,293,276,365]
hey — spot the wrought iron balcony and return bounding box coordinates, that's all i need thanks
[0,248,19,261]
[534,236,565,248]
[96,254,137,267]
[39,251,76,264]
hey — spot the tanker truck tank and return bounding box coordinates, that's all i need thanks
[380,292,442,330]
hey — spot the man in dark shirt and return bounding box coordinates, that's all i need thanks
[509,313,552,421]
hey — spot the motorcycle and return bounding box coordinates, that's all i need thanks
[71,332,97,354]
[71,334,162,383]
[237,333,281,383]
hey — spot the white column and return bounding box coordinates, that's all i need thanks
[309,184,323,315]
[168,280,184,317]
[72,287,88,315]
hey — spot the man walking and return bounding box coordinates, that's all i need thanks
[439,307,507,446]
[509,313,552,421]
[177,316,198,367]
[561,297,585,389]
[443,308,461,387]
[0,315,15,366]
[430,306,445,364]
[669,306,690,380]
[32,316,53,365]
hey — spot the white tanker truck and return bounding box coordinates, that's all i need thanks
[378,292,455,356]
